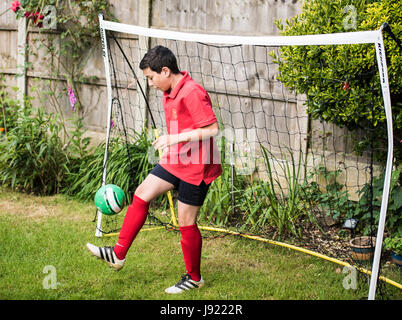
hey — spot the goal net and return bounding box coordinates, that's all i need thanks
[96,15,394,299]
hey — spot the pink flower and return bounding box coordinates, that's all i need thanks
[24,11,44,28]
[11,1,21,12]
[67,83,77,110]
[32,12,44,27]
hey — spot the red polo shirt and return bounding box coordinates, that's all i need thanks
[159,71,222,185]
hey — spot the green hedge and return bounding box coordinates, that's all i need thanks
[272,0,401,165]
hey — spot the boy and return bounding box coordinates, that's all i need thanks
[87,45,222,294]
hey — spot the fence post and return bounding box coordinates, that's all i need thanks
[16,17,27,106]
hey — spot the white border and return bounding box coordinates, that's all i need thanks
[99,16,394,300]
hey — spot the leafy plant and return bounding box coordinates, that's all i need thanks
[271,0,402,165]
[301,166,357,222]
[0,76,24,134]
[11,0,116,135]
[65,113,92,160]
[200,136,247,226]
[63,131,153,202]
[0,103,68,195]
[237,182,270,231]
[354,164,402,237]
[255,145,312,238]
[383,236,402,255]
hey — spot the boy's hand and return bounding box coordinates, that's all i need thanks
[152,123,219,151]
[152,134,179,151]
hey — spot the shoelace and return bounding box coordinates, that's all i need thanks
[177,274,191,285]
[175,274,200,290]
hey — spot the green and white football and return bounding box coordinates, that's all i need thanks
[94,184,126,215]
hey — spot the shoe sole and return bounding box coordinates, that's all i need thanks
[86,245,124,271]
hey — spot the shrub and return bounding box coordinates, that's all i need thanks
[63,132,153,202]
[0,81,21,134]
[235,145,315,239]
[272,0,402,165]
[300,166,357,222]
[353,164,402,237]
[383,236,402,255]
[200,135,249,227]
[0,104,68,195]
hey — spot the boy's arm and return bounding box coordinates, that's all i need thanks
[152,122,219,151]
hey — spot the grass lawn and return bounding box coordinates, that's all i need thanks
[0,187,401,301]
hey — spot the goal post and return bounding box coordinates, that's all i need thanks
[97,14,394,299]
[369,26,393,300]
[95,14,114,238]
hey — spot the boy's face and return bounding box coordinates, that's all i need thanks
[142,67,172,92]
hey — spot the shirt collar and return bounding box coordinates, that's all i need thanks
[164,71,189,99]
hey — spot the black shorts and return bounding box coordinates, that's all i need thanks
[150,164,210,207]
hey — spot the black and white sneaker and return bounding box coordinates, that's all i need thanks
[165,273,204,294]
[86,243,125,271]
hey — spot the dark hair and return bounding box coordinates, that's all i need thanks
[139,45,180,74]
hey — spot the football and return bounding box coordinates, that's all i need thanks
[94,184,126,215]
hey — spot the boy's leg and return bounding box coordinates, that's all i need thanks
[87,171,175,270]
[177,201,202,282]
[113,173,175,260]
[164,201,204,293]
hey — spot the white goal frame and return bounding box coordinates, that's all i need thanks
[97,14,393,300]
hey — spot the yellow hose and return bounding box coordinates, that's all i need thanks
[102,222,401,290]
[198,225,402,290]
[101,130,401,291]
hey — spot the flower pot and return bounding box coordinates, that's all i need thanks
[349,236,376,261]
[391,252,402,268]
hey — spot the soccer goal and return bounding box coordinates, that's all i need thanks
[96,14,394,299]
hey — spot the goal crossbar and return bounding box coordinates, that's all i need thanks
[100,19,381,46]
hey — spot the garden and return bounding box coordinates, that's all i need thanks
[0,0,401,300]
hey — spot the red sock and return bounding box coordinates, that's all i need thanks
[179,224,202,282]
[113,195,149,260]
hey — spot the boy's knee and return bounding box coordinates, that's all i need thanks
[134,185,143,197]
[134,185,147,200]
